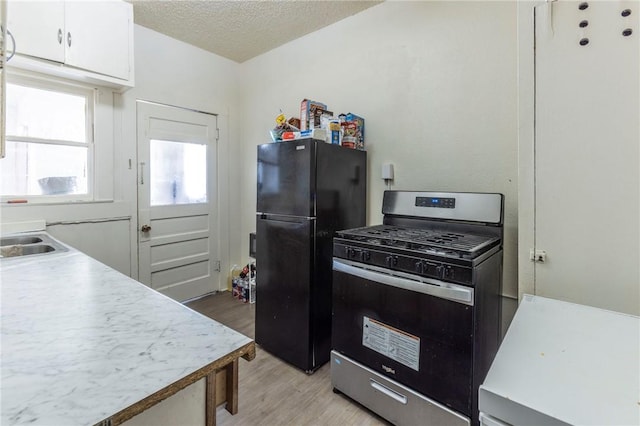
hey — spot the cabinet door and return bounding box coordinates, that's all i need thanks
[64,0,131,80]
[534,1,639,314]
[6,0,65,63]
[1,0,6,158]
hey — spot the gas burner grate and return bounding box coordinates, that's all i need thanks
[338,225,499,255]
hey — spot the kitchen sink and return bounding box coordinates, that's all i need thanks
[0,233,69,258]
[1,244,56,257]
[0,236,43,246]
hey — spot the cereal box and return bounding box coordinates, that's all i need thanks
[343,113,365,150]
[341,121,358,149]
[300,99,327,130]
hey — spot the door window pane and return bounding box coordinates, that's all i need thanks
[6,83,87,142]
[150,140,207,206]
[0,142,88,196]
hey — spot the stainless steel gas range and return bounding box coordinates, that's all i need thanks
[331,191,504,426]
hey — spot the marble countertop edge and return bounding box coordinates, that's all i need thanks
[1,231,255,426]
[106,341,256,425]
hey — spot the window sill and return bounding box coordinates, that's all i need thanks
[2,198,116,206]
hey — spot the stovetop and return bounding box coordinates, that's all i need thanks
[335,224,500,260]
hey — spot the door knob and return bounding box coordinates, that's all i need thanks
[141,225,152,232]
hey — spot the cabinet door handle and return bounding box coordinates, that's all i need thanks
[58,28,62,44]
[67,32,72,47]
[1,27,16,62]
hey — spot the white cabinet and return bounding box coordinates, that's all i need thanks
[479,295,639,425]
[6,0,133,88]
[6,1,65,64]
[0,0,6,158]
[64,1,132,81]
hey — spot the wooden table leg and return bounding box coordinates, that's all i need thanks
[225,359,239,415]
[206,371,217,426]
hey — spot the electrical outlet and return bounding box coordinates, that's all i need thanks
[529,249,547,263]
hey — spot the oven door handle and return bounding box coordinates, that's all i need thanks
[370,379,408,404]
[333,259,474,305]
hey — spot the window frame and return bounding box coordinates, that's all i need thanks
[2,72,97,203]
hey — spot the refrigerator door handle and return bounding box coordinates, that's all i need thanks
[256,213,316,221]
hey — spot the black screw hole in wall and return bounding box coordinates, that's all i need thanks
[621,9,632,17]
[622,28,633,37]
[579,20,589,28]
[578,2,589,11]
[579,38,590,46]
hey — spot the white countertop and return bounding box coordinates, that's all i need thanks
[1,234,253,426]
[479,294,640,426]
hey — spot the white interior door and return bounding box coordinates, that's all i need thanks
[137,101,219,302]
[534,1,639,314]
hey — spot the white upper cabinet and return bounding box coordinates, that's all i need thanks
[1,0,6,158]
[6,0,134,88]
[64,1,131,81]
[6,1,65,63]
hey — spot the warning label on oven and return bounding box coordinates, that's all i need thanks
[362,317,420,371]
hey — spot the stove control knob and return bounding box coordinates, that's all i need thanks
[386,255,398,268]
[415,261,424,274]
[360,250,371,262]
[424,262,438,275]
[436,265,444,278]
[444,266,455,279]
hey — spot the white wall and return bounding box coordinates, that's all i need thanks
[238,1,519,331]
[117,25,241,287]
[48,220,130,273]
[0,200,132,274]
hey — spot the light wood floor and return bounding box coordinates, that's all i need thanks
[187,292,390,426]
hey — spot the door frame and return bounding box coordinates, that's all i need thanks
[131,100,231,294]
[517,0,545,301]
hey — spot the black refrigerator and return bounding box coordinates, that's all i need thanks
[255,138,367,372]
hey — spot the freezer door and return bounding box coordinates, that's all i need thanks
[315,142,367,231]
[257,139,315,217]
[255,215,314,370]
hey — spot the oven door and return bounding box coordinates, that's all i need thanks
[332,258,475,417]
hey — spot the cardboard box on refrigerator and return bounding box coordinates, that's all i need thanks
[340,113,365,150]
[300,99,327,130]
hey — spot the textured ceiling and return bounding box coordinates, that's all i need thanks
[129,1,382,63]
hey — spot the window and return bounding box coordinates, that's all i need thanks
[150,139,207,206]
[0,76,94,201]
